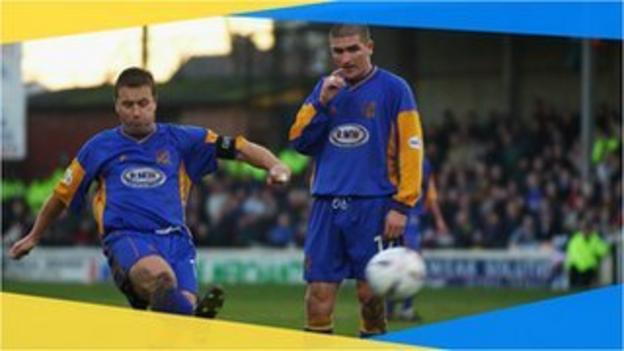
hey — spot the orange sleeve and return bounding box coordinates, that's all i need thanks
[289,103,317,141]
[205,129,219,143]
[53,158,86,207]
[392,110,424,208]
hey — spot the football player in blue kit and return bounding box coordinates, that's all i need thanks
[9,67,291,318]
[289,24,424,336]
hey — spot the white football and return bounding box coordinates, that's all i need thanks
[365,247,427,300]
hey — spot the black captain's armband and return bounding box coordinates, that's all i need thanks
[216,136,238,159]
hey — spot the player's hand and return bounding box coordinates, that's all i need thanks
[9,232,40,260]
[267,163,291,185]
[383,210,406,240]
[319,70,346,106]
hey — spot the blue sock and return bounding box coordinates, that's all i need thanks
[151,287,194,315]
[402,298,413,311]
[386,300,395,316]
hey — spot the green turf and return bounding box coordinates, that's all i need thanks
[2,279,567,336]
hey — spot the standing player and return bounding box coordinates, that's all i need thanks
[289,24,424,337]
[387,157,447,321]
[9,67,291,317]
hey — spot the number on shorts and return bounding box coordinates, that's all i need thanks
[375,235,400,252]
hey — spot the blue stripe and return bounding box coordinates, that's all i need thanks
[240,1,622,40]
[375,285,623,349]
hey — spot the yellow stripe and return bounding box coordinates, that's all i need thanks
[394,110,424,207]
[179,163,192,211]
[386,122,398,187]
[235,136,248,151]
[53,158,85,207]
[92,176,107,235]
[289,103,317,140]
[2,292,411,349]
[2,1,326,44]
[205,129,219,143]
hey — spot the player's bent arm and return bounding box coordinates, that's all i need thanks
[237,139,291,184]
[236,139,281,170]
[8,194,67,259]
[288,101,331,156]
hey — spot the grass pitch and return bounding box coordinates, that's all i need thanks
[2,280,566,336]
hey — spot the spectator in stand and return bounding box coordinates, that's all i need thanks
[565,216,610,288]
[509,215,539,250]
[267,212,295,247]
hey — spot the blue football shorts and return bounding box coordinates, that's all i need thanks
[102,228,197,309]
[403,211,423,250]
[304,196,394,282]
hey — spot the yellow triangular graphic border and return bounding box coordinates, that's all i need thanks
[1,1,325,44]
[1,292,427,349]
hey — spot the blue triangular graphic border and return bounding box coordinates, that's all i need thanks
[242,1,622,40]
[375,285,623,349]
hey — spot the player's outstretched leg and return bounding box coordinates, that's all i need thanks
[150,275,195,315]
[195,285,225,319]
[128,255,194,315]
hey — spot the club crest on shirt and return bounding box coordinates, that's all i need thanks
[156,150,170,165]
[363,101,376,119]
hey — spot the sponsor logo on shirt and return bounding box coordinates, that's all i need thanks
[121,167,166,188]
[329,124,370,147]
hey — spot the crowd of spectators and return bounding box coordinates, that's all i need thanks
[421,101,621,250]
[3,101,621,251]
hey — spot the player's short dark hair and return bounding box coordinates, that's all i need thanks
[114,67,157,100]
[329,24,371,43]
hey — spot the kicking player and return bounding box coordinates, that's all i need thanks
[387,157,447,321]
[289,24,424,337]
[9,67,291,317]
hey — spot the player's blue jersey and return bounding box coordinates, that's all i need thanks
[289,67,424,212]
[54,123,232,236]
[411,157,433,216]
